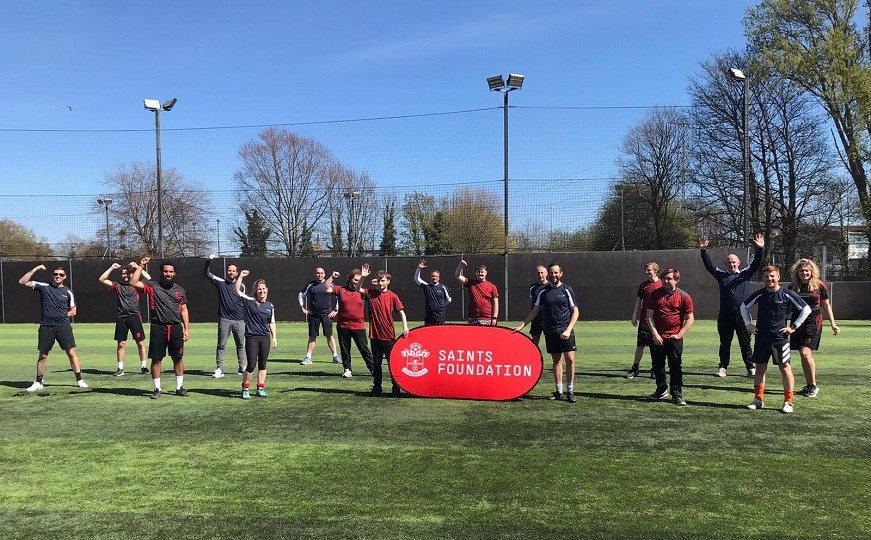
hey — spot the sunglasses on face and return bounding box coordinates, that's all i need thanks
[53,273,66,277]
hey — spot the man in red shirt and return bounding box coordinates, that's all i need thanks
[455,259,499,325]
[367,270,409,396]
[326,265,374,379]
[626,261,662,379]
[644,268,694,406]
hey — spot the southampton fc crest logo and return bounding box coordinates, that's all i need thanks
[400,342,430,377]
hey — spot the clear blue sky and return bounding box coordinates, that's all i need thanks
[1,0,757,248]
[2,0,754,128]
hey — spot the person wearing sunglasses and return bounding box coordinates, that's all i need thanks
[19,264,88,392]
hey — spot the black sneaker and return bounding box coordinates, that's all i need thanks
[647,387,669,400]
[566,391,577,403]
[150,389,161,400]
[672,393,687,406]
[549,391,563,401]
[175,387,189,397]
[391,385,402,396]
[140,367,149,374]
[371,386,383,396]
[796,385,810,396]
[113,368,124,377]
[625,366,640,379]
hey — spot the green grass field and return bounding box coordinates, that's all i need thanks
[0,320,868,539]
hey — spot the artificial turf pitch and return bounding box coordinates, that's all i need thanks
[0,320,868,539]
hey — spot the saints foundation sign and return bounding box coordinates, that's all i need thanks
[389,324,543,400]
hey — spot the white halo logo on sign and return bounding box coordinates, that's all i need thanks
[400,342,430,377]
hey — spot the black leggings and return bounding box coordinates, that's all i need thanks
[245,335,270,372]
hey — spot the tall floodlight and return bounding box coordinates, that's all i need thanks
[728,68,749,244]
[143,97,177,257]
[487,73,524,320]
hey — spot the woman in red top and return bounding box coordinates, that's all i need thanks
[788,258,840,398]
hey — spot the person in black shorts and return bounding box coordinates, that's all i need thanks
[514,263,580,403]
[99,257,151,376]
[130,261,190,399]
[298,267,339,365]
[19,264,88,391]
[527,265,548,346]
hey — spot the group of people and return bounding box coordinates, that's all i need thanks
[17,244,839,411]
[626,234,840,413]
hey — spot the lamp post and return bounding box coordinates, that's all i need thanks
[97,197,113,259]
[344,190,361,257]
[487,73,524,321]
[143,97,177,258]
[728,68,749,244]
[216,219,221,255]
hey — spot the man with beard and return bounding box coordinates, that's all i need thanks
[98,257,152,376]
[327,264,374,379]
[414,259,451,325]
[130,261,190,399]
[514,263,579,403]
[19,264,88,391]
[204,254,246,378]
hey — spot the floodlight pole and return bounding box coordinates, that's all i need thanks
[98,197,113,259]
[488,73,523,321]
[154,108,164,258]
[728,69,750,245]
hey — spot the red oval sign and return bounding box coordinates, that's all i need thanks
[389,324,543,400]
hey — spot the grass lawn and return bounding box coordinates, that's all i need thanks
[0,320,869,539]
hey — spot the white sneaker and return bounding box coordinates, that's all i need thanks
[747,368,756,377]
[300,357,313,366]
[26,381,44,392]
[747,399,764,410]
[782,402,794,414]
[76,380,88,388]
[212,369,225,379]
[716,367,727,378]
[341,369,352,379]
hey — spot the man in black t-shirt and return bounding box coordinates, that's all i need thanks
[99,257,151,376]
[298,267,339,365]
[19,264,88,391]
[130,261,190,399]
[527,265,548,346]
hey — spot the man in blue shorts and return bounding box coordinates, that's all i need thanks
[298,267,339,365]
[514,263,580,403]
[740,265,811,414]
[19,264,88,391]
[99,257,151,376]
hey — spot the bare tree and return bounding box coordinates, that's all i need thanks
[103,162,213,257]
[324,164,378,257]
[234,128,334,257]
[617,107,692,249]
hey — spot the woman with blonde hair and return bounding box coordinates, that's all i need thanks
[789,258,840,398]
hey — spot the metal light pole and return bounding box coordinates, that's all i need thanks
[487,73,524,321]
[143,97,177,258]
[344,190,361,257]
[97,197,113,258]
[216,219,221,255]
[729,68,750,244]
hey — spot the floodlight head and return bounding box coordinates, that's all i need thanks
[729,68,746,81]
[144,98,161,111]
[506,73,525,89]
[103,197,113,205]
[487,75,505,91]
[162,98,177,111]
[97,198,104,205]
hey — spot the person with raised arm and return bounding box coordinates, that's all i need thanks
[98,257,151,376]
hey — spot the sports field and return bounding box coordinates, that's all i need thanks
[0,320,868,539]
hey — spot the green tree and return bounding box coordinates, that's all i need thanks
[0,219,53,259]
[380,196,398,256]
[234,208,272,257]
[590,184,694,251]
[424,210,451,254]
[746,0,871,269]
[401,192,438,255]
[442,188,502,254]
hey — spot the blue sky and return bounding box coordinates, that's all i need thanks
[0,0,756,248]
